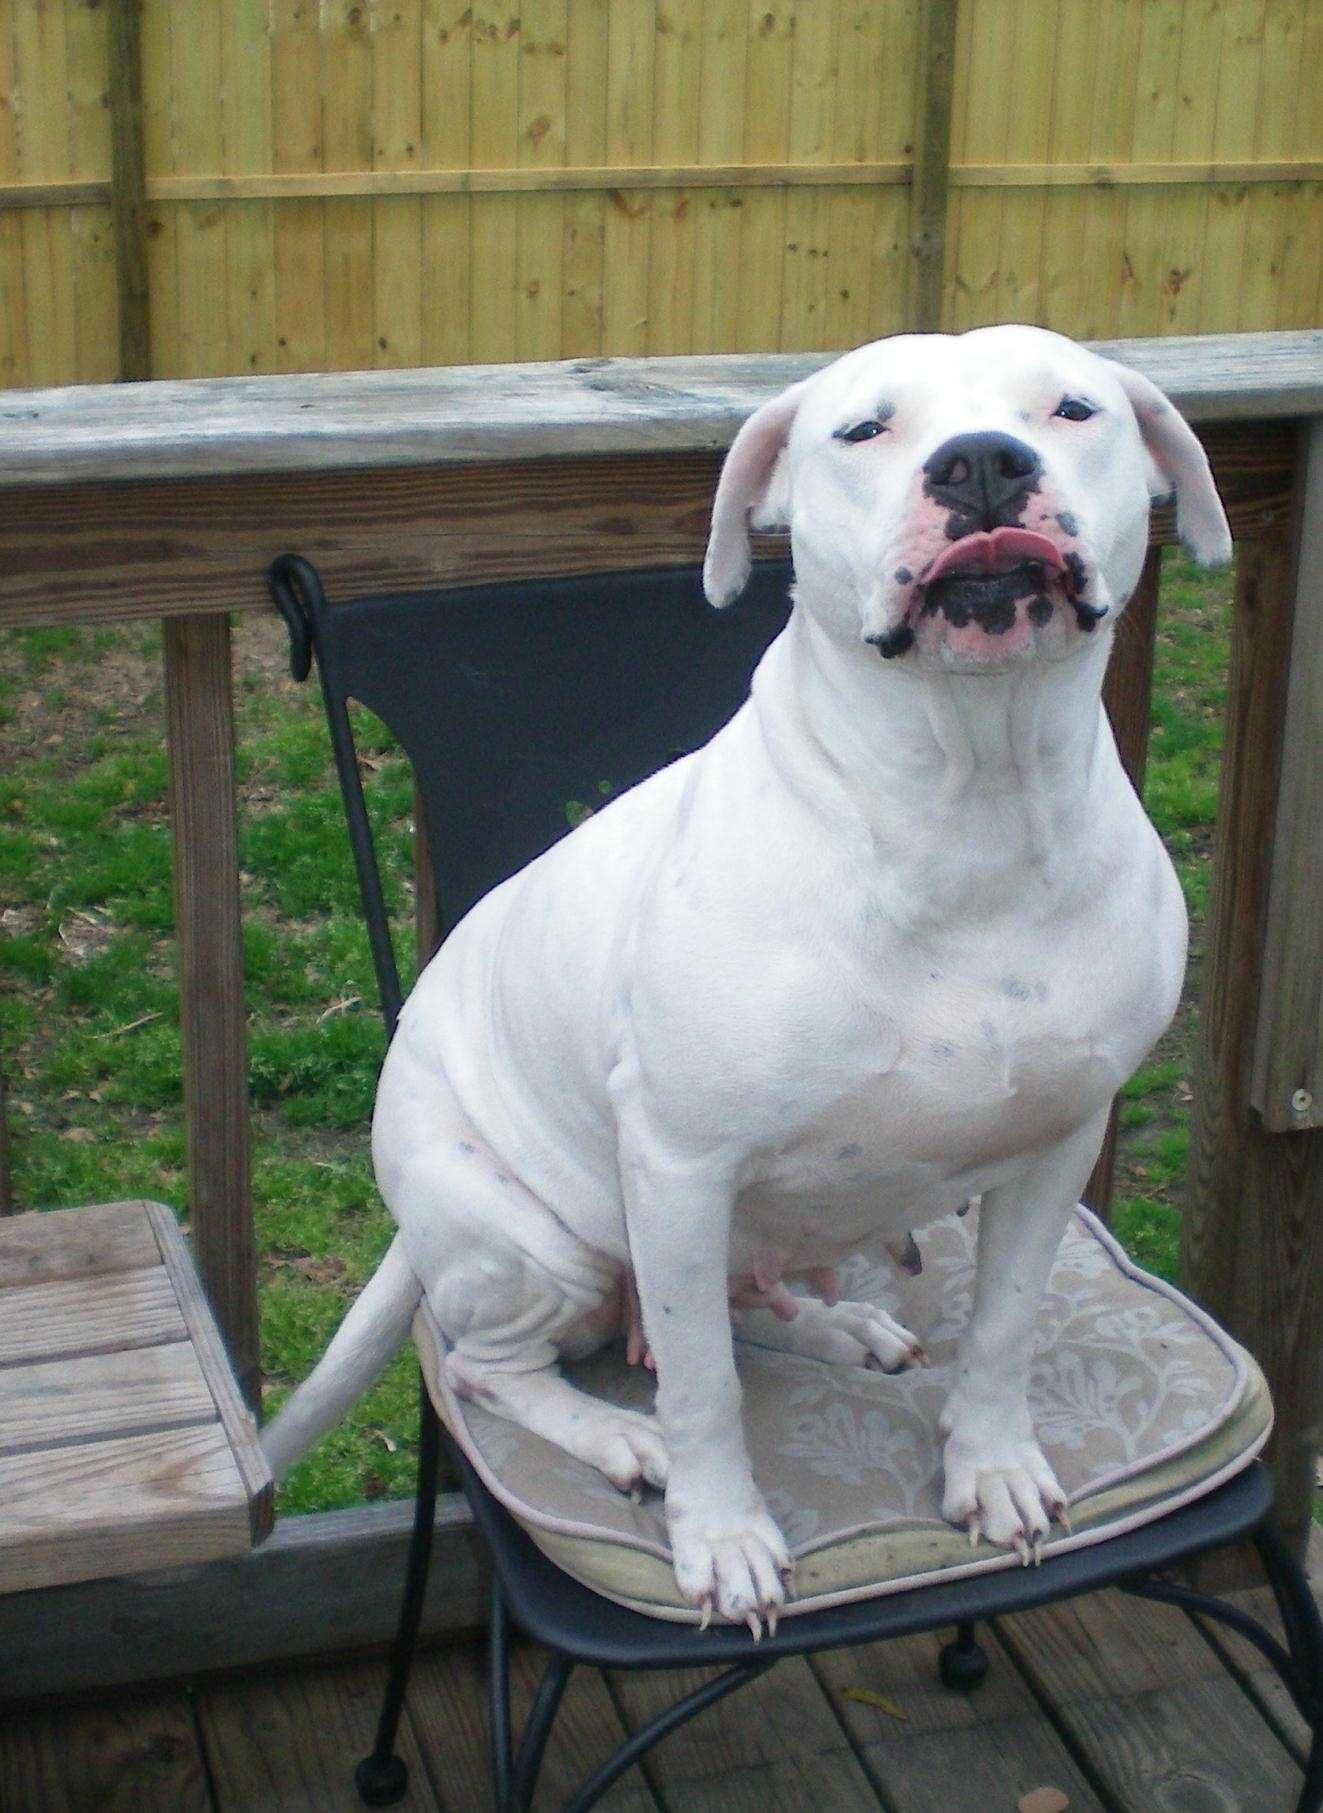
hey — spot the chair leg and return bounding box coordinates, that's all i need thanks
[939,1620,990,1691]
[354,1370,442,1807]
[507,1654,574,1811]
[1253,1523,1323,1813]
[489,1575,514,1811]
[561,1658,775,1813]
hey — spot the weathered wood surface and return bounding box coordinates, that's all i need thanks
[162,619,258,1412]
[996,1586,1303,1809]
[812,1628,1101,1812]
[608,1653,882,1809]
[0,1197,159,1285]
[107,0,151,383]
[1185,516,1323,1557]
[0,420,1298,634]
[908,0,958,332]
[413,1641,658,1811]
[3,1572,1318,1811]
[0,1200,271,1596]
[0,332,1316,490]
[0,1267,185,1367]
[0,1691,210,1812]
[196,1662,442,1811]
[1251,416,1323,1132]
[0,1493,483,1703]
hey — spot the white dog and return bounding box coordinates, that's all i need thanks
[263,325,1230,1635]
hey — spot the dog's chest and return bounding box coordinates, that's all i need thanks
[742,917,1159,1237]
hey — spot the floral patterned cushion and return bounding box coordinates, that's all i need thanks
[415,1204,1271,1621]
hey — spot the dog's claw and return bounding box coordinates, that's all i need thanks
[698,1596,714,1632]
[746,1612,764,1643]
[766,1605,780,1640]
[966,1513,982,1548]
[1012,1530,1031,1566]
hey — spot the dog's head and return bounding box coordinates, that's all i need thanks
[704,325,1231,674]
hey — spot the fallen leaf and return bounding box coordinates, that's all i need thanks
[368,1426,399,1454]
[841,1686,908,1721]
[1018,1789,1070,1813]
[61,1126,95,1143]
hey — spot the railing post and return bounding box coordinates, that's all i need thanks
[1183,423,1323,1558]
[163,613,258,1412]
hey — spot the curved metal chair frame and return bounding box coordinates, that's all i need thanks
[271,553,1323,1813]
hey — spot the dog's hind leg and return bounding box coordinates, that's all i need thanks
[732,1297,927,1372]
[417,1195,667,1494]
[375,1052,668,1496]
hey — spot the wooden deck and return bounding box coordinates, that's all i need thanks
[1,1568,1316,1811]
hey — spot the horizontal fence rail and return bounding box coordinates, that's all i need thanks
[0,333,1320,1687]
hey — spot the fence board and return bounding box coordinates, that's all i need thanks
[0,1,1319,382]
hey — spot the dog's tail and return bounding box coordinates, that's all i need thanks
[260,1232,423,1481]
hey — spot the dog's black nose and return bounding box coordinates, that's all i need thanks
[923,431,1043,532]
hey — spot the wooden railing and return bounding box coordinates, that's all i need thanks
[0,330,1319,1686]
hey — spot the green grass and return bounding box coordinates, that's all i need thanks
[0,553,1233,1513]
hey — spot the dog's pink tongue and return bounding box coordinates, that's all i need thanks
[926,527,1064,584]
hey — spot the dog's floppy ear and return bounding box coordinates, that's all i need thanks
[703,380,809,607]
[1106,360,1232,568]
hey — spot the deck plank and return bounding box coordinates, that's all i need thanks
[195,1657,439,1810]
[607,1654,882,1810]
[812,1626,1103,1812]
[0,1342,215,1456]
[0,1423,251,1593]
[0,1203,160,1288]
[0,1266,185,1367]
[0,1691,209,1811]
[407,1637,660,1811]
[1186,1582,1313,1762]
[995,1585,1303,1810]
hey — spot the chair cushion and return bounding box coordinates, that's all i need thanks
[415,1204,1271,1622]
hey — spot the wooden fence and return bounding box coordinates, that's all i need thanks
[0,329,1319,1691]
[0,1,1319,389]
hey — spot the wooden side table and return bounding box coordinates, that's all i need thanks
[0,1200,272,1595]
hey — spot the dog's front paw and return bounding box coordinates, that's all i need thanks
[669,1501,792,1637]
[940,1407,1067,1564]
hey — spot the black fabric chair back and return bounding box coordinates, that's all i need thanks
[270,556,793,1034]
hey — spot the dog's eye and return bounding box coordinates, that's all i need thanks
[1054,396,1098,422]
[835,419,889,444]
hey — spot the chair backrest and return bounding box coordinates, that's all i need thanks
[270,555,793,1035]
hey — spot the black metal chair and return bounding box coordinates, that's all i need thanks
[270,552,1323,1813]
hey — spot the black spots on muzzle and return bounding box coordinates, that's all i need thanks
[921,566,1047,637]
[895,566,914,586]
[1061,551,1105,631]
[1056,510,1080,537]
[867,621,917,660]
[922,431,1044,538]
